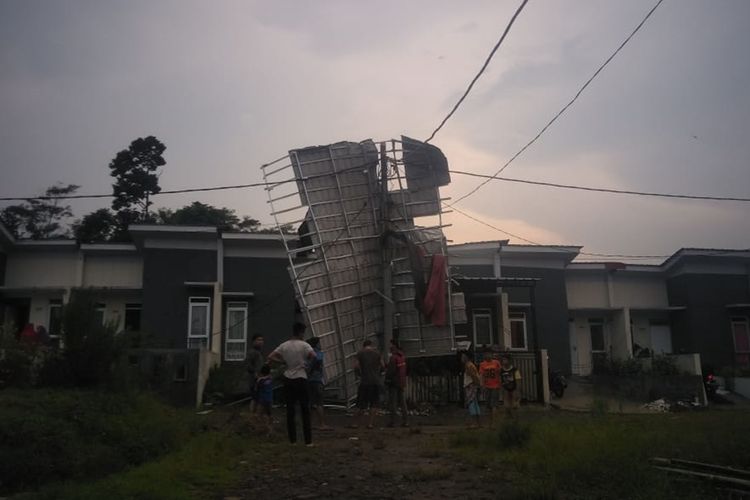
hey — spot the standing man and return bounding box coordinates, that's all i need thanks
[479,350,501,427]
[268,322,316,446]
[385,340,409,428]
[354,339,384,429]
[307,337,331,431]
[247,334,265,416]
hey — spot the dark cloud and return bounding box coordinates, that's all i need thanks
[0,0,748,257]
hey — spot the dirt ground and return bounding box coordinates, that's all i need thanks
[219,408,506,500]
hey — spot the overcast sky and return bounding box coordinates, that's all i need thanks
[1,0,748,261]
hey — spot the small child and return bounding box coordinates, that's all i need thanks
[500,355,522,418]
[255,364,274,435]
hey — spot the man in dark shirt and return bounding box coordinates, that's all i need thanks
[354,339,384,429]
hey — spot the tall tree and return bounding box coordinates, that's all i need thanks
[0,184,79,239]
[109,136,166,221]
[72,208,118,243]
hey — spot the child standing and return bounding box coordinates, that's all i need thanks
[255,364,274,435]
[461,351,481,428]
[479,351,501,427]
[500,355,522,418]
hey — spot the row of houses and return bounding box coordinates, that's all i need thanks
[1,221,748,401]
[450,241,750,375]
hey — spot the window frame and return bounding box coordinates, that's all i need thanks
[224,302,249,362]
[508,311,528,351]
[124,303,142,332]
[472,308,493,347]
[94,302,106,326]
[48,299,63,344]
[187,297,211,350]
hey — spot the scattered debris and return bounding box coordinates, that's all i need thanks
[643,398,703,413]
[651,457,750,492]
[643,399,670,412]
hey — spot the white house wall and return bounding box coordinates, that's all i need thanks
[610,274,668,308]
[82,255,143,288]
[566,273,609,309]
[5,252,80,288]
[566,272,668,310]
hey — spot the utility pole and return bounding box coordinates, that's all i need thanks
[379,142,394,356]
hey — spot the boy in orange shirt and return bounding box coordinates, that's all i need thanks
[479,351,501,427]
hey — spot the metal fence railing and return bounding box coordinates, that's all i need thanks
[405,350,545,404]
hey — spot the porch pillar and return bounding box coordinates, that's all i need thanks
[610,307,633,360]
[499,292,510,349]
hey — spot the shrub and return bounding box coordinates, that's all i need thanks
[0,324,48,388]
[60,291,125,387]
[0,389,195,495]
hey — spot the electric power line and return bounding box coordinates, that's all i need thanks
[424,0,529,143]
[446,203,669,259]
[448,170,750,202]
[452,0,666,205]
[0,180,294,202]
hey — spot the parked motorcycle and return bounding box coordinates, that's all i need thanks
[549,369,568,398]
[704,372,719,401]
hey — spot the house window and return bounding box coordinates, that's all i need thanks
[94,303,106,326]
[589,318,606,352]
[732,317,750,367]
[509,312,527,350]
[124,303,142,332]
[225,302,248,361]
[472,309,493,347]
[48,299,63,347]
[188,297,211,349]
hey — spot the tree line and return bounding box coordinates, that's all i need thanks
[0,136,292,242]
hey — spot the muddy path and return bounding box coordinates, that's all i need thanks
[219,410,503,500]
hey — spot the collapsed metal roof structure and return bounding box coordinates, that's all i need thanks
[262,137,465,403]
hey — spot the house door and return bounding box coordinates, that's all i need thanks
[650,325,672,355]
[569,321,593,376]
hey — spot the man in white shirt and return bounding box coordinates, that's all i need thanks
[268,322,316,446]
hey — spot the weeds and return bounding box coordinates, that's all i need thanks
[496,420,531,449]
[443,412,750,499]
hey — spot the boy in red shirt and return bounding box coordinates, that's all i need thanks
[479,351,501,427]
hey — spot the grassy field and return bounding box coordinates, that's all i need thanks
[443,410,750,499]
[8,404,750,499]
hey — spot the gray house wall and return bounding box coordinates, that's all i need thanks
[503,266,571,374]
[667,273,750,369]
[451,262,571,373]
[223,256,296,356]
[142,248,217,348]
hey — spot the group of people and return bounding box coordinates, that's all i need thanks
[247,323,522,444]
[462,350,521,428]
[247,323,409,447]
